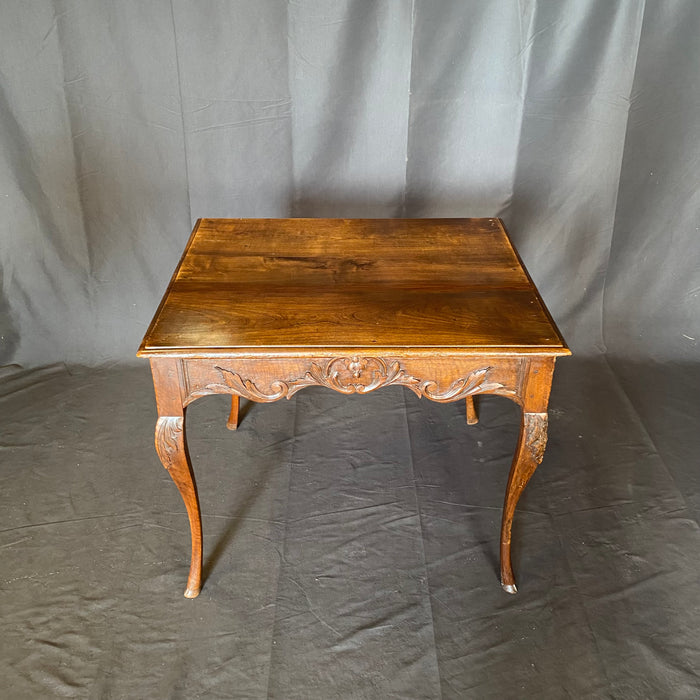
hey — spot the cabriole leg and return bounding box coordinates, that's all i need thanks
[499,411,548,593]
[150,358,202,598]
[155,416,202,598]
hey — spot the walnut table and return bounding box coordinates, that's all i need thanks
[137,218,570,598]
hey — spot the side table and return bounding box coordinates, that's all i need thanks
[137,218,570,597]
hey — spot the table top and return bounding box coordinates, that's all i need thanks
[138,218,570,358]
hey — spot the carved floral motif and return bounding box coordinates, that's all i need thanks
[286,356,419,397]
[189,356,513,404]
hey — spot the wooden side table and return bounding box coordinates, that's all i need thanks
[137,218,570,597]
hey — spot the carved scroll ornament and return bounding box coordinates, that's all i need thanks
[189,356,513,404]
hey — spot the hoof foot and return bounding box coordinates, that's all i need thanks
[184,586,200,598]
[501,582,518,595]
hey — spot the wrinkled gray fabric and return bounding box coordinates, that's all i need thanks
[2,1,700,698]
[3,361,700,699]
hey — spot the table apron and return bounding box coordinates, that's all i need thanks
[154,355,555,411]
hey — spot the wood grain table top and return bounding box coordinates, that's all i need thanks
[138,218,570,358]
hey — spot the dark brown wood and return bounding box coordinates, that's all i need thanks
[138,218,570,597]
[139,218,568,354]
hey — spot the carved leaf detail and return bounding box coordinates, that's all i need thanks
[417,367,510,402]
[155,416,183,470]
[524,413,548,464]
[189,358,513,404]
[216,371,289,402]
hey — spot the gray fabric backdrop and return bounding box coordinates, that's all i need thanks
[2,0,698,369]
[3,3,700,698]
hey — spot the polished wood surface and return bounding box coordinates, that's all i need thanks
[139,218,568,356]
[139,218,570,598]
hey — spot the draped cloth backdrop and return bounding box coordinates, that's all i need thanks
[2,3,700,698]
[1,1,698,368]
